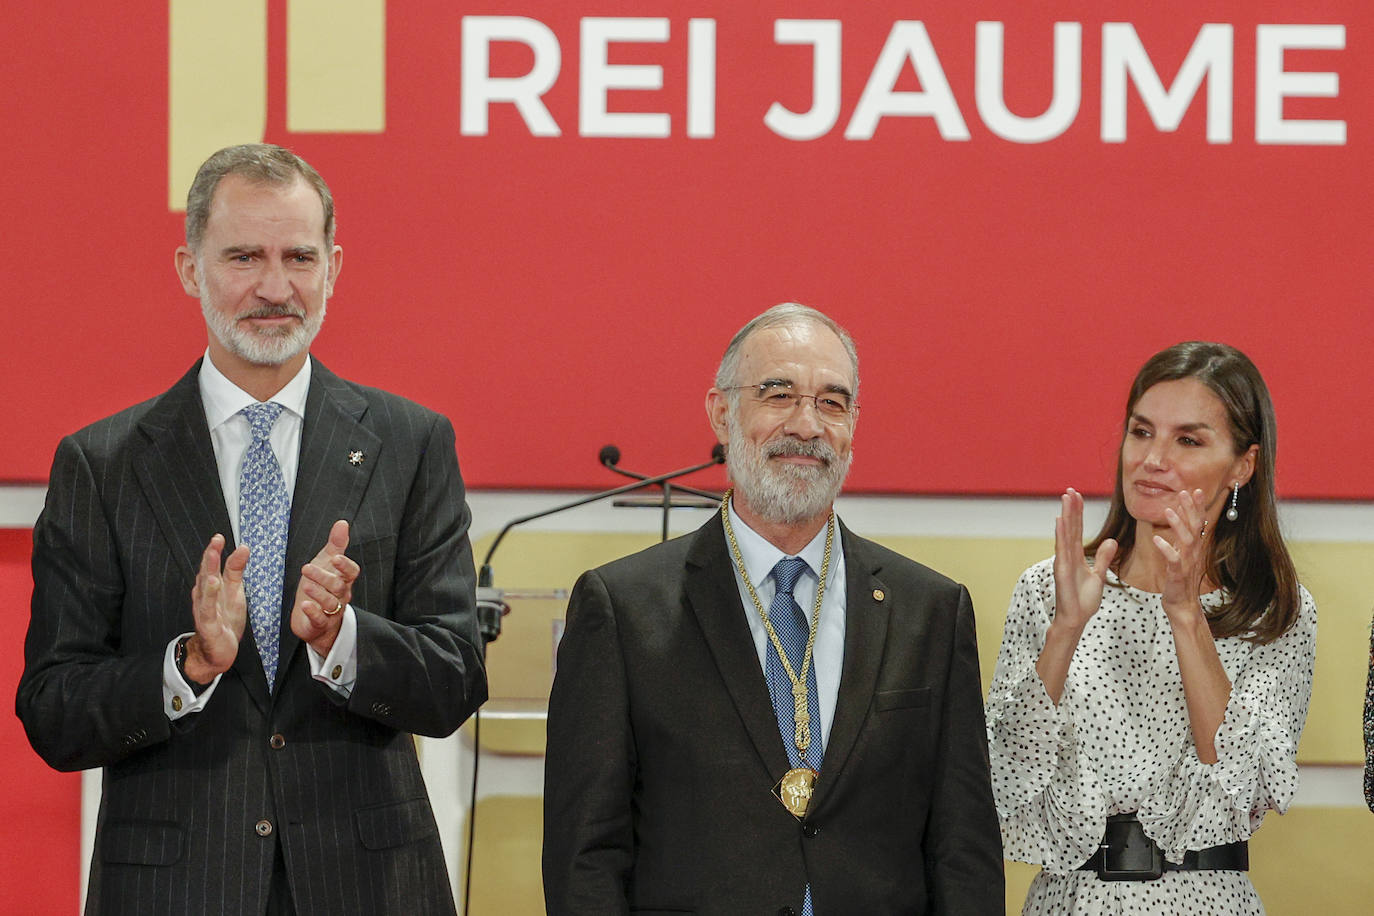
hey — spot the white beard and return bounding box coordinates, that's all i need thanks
[202,296,326,367]
[725,409,852,526]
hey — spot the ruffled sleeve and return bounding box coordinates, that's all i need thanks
[1139,586,1317,861]
[985,560,1107,871]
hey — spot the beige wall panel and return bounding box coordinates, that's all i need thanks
[1003,806,1374,915]
[864,535,1053,695]
[470,530,662,754]
[880,536,1374,765]
[1004,860,1039,913]
[467,796,544,914]
[474,531,1373,765]
[473,530,661,699]
[467,803,1374,915]
[468,530,1373,914]
[1249,806,1374,915]
[1289,542,1374,763]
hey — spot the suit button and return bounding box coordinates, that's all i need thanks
[269,734,286,749]
[802,823,819,839]
[255,819,273,837]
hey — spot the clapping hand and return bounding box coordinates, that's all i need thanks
[1038,488,1118,703]
[1052,488,1118,630]
[1151,488,1209,623]
[185,534,250,682]
[291,519,361,655]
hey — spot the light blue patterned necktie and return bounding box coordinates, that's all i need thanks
[239,402,290,688]
[766,556,821,916]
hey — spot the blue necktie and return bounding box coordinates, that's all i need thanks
[766,557,823,771]
[239,402,290,688]
[766,556,821,916]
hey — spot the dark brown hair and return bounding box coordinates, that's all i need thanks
[1086,341,1300,644]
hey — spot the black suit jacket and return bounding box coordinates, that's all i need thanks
[17,359,487,916]
[543,516,1003,915]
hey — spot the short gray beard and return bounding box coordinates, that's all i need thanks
[725,408,852,526]
[201,287,326,367]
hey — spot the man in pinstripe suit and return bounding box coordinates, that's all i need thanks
[17,144,487,915]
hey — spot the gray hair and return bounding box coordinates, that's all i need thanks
[715,303,860,401]
[185,143,335,251]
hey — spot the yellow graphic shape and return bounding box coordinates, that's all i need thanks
[168,0,386,212]
[288,0,385,133]
[168,0,268,211]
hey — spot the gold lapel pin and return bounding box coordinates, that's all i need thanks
[348,449,365,466]
[872,588,885,602]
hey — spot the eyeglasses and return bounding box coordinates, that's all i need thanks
[724,381,858,424]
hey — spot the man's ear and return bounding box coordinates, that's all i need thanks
[324,244,342,297]
[705,388,730,446]
[175,246,200,297]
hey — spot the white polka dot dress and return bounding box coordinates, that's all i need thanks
[985,558,1317,915]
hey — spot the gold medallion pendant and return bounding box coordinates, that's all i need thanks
[774,766,818,819]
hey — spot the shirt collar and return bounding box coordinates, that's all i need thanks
[198,350,313,430]
[726,497,835,589]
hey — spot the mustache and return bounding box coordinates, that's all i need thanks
[237,304,305,321]
[763,437,836,465]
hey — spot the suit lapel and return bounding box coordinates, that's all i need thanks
[812,525,890,810]
[684,518,793,780]
[132,363,276,710]
[133,363,236,574]
[272,360,380,694]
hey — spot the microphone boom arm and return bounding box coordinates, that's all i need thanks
[600,459,723,501]
[478,452,724,586]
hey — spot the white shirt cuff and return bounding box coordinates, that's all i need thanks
[307,605,358,697]
[162,633,221,720]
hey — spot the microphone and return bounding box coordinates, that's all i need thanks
[474,586,510,645]
[599,443,724,501]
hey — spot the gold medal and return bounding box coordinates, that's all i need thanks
[774,766,818,819]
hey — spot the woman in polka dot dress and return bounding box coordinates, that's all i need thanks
[986,342,1316,915]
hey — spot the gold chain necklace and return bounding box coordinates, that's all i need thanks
[720,490,833,759]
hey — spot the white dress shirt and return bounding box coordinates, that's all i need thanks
[162,352,358,719]
[725,499,847,754]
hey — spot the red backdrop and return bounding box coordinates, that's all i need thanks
[0,528,81,915]
[2,1,1367,497]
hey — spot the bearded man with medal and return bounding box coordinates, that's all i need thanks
[543,304,1004,915]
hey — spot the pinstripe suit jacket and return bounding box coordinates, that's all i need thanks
[17,358,487,916]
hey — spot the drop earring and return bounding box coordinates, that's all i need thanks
[1225,482,1240,521]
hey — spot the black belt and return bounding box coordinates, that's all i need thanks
[1077,814,1248,881]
